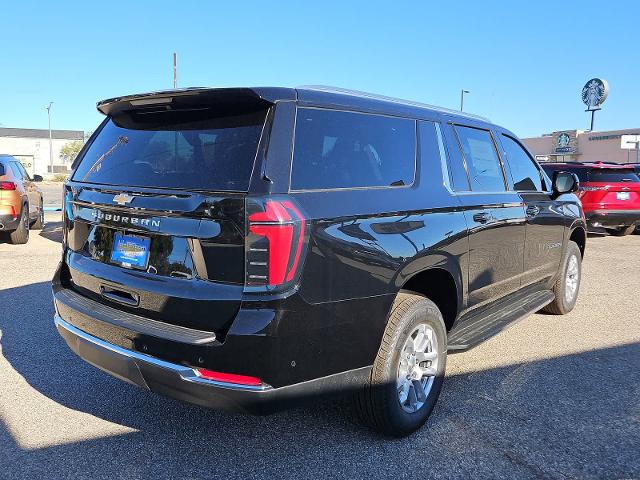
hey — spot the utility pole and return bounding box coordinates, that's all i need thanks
[46,102,54,174]
[173,52,177,88]
[460,90,470,112]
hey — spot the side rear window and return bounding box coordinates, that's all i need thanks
[0,162,4,176]
[9,163,23,179]
[454,126,506,192]
[290,108,416,190]
[501,135,544,191]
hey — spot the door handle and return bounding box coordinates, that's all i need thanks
[526,205,541,217]
[473,212,491,224]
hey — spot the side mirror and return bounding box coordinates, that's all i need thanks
[33,174,43,182]
[553,171,579,196]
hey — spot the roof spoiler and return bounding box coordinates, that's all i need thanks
[96,87,295,116]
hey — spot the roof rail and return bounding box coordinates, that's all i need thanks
[297,85,491,122]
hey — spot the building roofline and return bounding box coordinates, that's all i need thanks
[0,127,84,140]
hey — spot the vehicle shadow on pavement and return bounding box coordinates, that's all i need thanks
[0,281,638,479]
[38,220,63,244]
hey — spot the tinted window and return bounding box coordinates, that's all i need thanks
[542,165,588,182]
[72,109,268,191]
[439,125,469,191]
[0,162,4,176]
[588,169,640,182]
[15,162,31,180]
[454,126,505,192]
[9,163,23,179]
[501,135,543,191]
[291,109,415,190]
[419,121,452,188]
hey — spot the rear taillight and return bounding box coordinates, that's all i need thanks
[245,198,306,290]
[1,181,16,190]
[0,205,16,220]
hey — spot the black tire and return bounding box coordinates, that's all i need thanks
[355,292,447,437]
[542,241,581,315]
[31,198,44,230]
[8,203,29,245]
[605,225,636,236]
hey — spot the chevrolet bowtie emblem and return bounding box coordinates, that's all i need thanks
[113,193,134,205]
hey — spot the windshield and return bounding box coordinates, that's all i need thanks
[72,108,268,191]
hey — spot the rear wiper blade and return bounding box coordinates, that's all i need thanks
[81,135,129,181]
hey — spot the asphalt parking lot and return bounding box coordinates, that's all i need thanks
[0,215,638,480]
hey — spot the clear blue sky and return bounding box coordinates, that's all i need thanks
[1,1,637,138]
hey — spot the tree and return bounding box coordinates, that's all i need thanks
[59,140,84,164]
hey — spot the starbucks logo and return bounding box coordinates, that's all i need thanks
[582,78,609,110]
[558,133,570,148]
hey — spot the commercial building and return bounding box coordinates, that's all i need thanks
[522,128,640,164]
[0,127,84,177]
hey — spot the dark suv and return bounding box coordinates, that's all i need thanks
[53,87,586,436]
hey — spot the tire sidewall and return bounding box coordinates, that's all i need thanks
[557,243,581,313]
[378,298,447,435]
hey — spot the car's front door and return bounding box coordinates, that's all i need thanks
[498,133,565,289]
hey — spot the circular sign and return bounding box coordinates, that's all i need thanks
[581,78,609,110]
[558,133,571,148]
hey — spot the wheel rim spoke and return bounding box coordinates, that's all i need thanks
[396,322,439,413]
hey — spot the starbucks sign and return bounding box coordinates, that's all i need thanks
[581,78,609,111]
[554,131,577,154]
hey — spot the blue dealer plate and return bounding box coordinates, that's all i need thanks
[111,233,151,269]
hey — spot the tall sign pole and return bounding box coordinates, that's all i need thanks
[46,102,54,174]
[581,78,609,131]
[460,89,469,111]
[173,52,177,88]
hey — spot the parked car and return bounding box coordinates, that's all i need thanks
[541,162,640,235]
[53,86,586,437]
[0,154,44,243]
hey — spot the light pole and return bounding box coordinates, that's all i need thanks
[460,90,470,112]
[46,102,54,174]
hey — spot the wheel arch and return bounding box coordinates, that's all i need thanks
[569,225,586,258]
[394,257,463,332]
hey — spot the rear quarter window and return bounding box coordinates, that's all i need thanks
[290,108,416,190]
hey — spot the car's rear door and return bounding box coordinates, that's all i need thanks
[498,134,565,289]
[443,124,526,308]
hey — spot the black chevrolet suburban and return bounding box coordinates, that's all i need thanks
[53,86,586,436]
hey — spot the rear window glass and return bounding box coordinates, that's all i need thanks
[72,109,268,191]
[290,108,416,190]
[587,170,640,182]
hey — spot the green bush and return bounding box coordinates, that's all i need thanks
[52,173,69,182]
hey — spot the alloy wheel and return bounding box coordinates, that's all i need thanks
[565,254,579,303]
[397,323,439,413]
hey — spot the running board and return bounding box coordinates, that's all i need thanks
[448,290,555,352]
